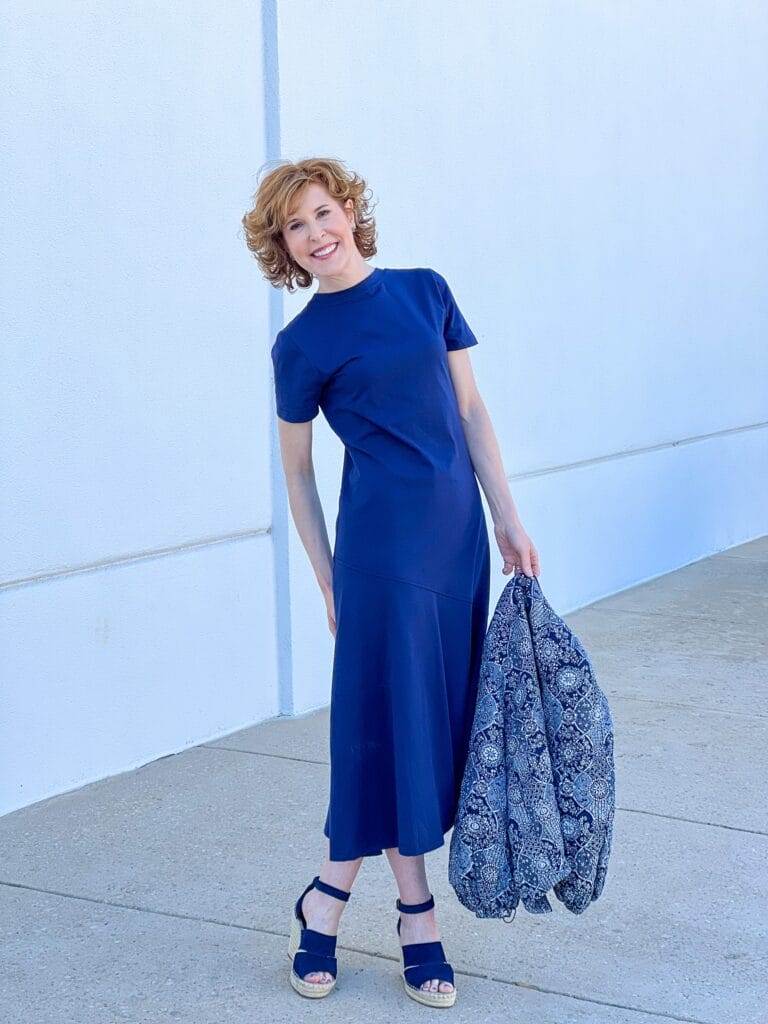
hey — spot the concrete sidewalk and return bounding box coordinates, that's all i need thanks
[2,538,766,1023]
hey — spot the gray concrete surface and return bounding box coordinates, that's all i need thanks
[2,537,767,1023]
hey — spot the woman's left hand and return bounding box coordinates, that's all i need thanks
[494,518,541,578]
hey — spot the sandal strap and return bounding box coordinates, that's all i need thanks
[395,893,435,913]
[403,960,454,989]
[293,947,338,980]
[402,939,454,988]
[312,874,351,903]
[299,926,338,958]
[402,939,447,969]
[295,875,351,929]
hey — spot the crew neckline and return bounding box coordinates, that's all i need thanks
[310,266,384,306]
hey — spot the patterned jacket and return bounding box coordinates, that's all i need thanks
[448,573,616,919]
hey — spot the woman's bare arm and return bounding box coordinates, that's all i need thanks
[446,350,541,578]
[275,418,334,600]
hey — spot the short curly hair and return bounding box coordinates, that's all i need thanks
[241,156,378,292]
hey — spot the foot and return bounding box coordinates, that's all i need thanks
[297,885,347,986]
[398,906,455,994]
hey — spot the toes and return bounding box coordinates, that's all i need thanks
[305,971,330,984]
[421,979,453,993]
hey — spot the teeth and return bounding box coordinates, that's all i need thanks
[313,242,337,256]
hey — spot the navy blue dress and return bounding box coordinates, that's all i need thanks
[271,266,490,860]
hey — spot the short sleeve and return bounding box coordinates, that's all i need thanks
[431,270,479,351]
[270,331,327,422]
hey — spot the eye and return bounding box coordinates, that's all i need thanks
[288,209,328,230]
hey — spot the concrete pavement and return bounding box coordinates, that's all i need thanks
[2,536,766,1023]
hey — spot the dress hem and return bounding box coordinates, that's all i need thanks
[324,822,455,862]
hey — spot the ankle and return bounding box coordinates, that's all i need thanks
[398,908,439,939]
[397,889,432,908]
[400,906,435,922]
[303,886,345,923]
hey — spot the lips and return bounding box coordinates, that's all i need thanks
[311,241,339,259]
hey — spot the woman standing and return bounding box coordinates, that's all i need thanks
[242,158,540,1008]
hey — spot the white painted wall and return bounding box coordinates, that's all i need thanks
[1,3,277,815]
[277,0,768,702]
[2,2,766,815]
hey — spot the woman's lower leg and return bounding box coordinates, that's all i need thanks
[384,847,454,994]
[298,844,363,985]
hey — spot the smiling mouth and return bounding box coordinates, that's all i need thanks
[311,241,339,259]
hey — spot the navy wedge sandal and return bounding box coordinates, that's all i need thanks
[287,874,351,998]
[396,893,457,1007]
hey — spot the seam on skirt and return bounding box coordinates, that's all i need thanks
[333,555,474,605]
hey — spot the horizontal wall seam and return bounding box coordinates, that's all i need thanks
[0,527,271,592]
[509,418,768,481]
[3,418,764,593]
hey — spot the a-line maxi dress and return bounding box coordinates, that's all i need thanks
[271,266,490,861]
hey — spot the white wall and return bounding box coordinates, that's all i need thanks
[2,2,766,815]
[277,0,768,705]
[1,3,278,815]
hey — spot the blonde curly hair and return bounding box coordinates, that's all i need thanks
[241,157,378,292]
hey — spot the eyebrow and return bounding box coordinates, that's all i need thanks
[286,205,327,221]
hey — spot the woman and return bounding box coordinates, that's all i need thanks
[242,158,539,1008]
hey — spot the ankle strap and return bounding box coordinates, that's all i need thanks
[396,893,434,913]
[313,875,351,902]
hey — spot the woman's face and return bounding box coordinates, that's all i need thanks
[281,182,357,280]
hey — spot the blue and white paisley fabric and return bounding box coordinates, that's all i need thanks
[448,574,615,919]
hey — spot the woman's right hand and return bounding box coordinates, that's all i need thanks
[322,585,337,638]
